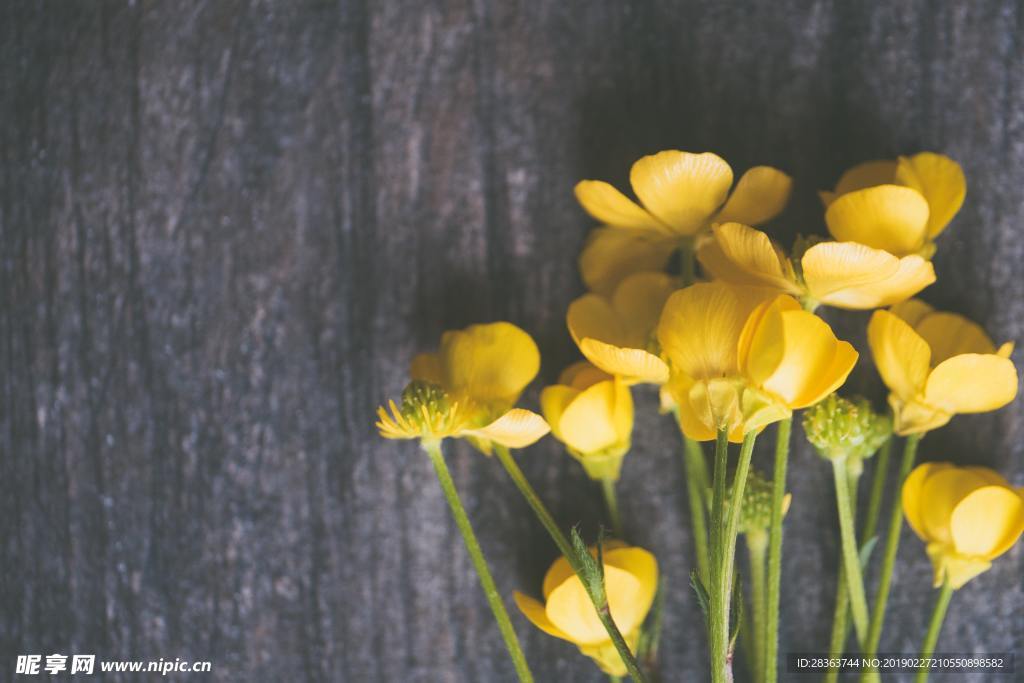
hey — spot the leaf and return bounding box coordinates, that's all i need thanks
[689,570,711,627]
[859,536,879,570]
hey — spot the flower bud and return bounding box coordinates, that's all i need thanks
[731,469,791,535]
[803,394,891,462]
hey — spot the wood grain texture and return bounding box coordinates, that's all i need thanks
[2,1,1022,681]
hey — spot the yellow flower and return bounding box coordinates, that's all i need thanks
[541,362,634,481]
[657,283,857,441]
[513,542,658,676]
[376,322,550,450]
[698,222,935,310]
[902,462,1024,589]
[566,271,677,384]
[868,300,1018,435]
[820,153,966,258]
[575,151,792,293]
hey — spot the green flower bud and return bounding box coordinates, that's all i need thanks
[803,394,892,462]
[731,469,791,535]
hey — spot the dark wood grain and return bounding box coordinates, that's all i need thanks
[2,1,1022,681]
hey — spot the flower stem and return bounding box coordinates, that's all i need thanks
[601,476,624,539]
[914,579,954,683]
[861,432,921,682]
[708,428,731,683]
[825,467,860,683]
[763,416,792,683]
[832,458,870,646]
[861,435,892,546]
[424,441,534,683]
[493,445,648,682]
[746,530,769,677]
[677,414,712,585]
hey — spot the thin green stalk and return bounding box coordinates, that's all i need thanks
[825,468,860,683]
[493,445,648,683]
[746,530,769,677]
[678,417,711,584]
[601,476,624,539]
[722,432,759,616]
[763,416,792,683]
[609,676,623,683]
[862,432,921,681]
[708,428,731,683]
[914,579,954,683]
[832,459,870,645]
[862,435,892,545]
[424,441,533,683]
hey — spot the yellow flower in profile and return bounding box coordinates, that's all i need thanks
[820,152,966,258]
[566,271,677,384]
[376,322,550,450]
[575,150,792,293]
[868,300,1018,435]
[513,542,658,676]
[698,222,935,310]
[657,283,857,441]
[902,462,1024,589]
[541,362,633,481]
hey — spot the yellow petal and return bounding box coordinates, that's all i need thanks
[998,341,1015,358]
[813,253,935,310]
[890,395,952,436]
[546,564,643,645]
[410,352,443,384]
[698,223,800,293]
[604,547,658,625]
[895,152,966,238]
[924,354,1019,414]
[513,591,571,641]
[658,283,770,380]
[920,468,994,545]
[540,385,578,442]
[558,361,613,390]
[630,151,733,235]
[802,242,899,298]
[914,312,997,363]
[557,380,633,454]
[568,294,629,348]
[867,310,931,401]
[463,409,551,449]
[825,185,930,256]
[440,322,540,404]
[611,271,678,343]
[665,372,718,441]
[574,180,671,234]
[890,298,935,327]
[927,543,992,589]
[579,339,670,385]
[715,166,792,225]
[951,486,1024,559]
[823,160,898,205]
[542,555,576,600]
[738,295,797,384]
[579,228,675,296]
[902,462,953,542]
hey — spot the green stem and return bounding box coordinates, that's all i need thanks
[601,476,624,539]
[914,579,954,683]
[493,445,648,683]
[832,459,870,646]
[424,441,534,683]
[862,435,892,545]
[722,432,758,618]
[763,416,792,683]
[825,468,860,683]
[678,417,712,585]
[708,428,731,683]
[861,433,921,682]
[747,531,769,678]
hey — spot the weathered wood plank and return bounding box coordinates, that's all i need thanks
[1,1,1021,681]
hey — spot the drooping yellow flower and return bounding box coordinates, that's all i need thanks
[820,153,966,258]
[513,542,658,676]
[575,151,792,293]
[376,322,550,450]
[698,222,935,310]
[566,271,677,384]
[902,462,1024,589]
[541,362,633,481]
[657,283,857,441]
[868,300,1018,435]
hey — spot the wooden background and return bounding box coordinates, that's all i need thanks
[2,1,1022,681]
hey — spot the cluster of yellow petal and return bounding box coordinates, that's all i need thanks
[541,362,634,481]
[375,322,550,450]
[575,151,791,293]
[902,462,1024,589]
[868,300,1017,435]
[657,283,858,441]
[513,541,658,677]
